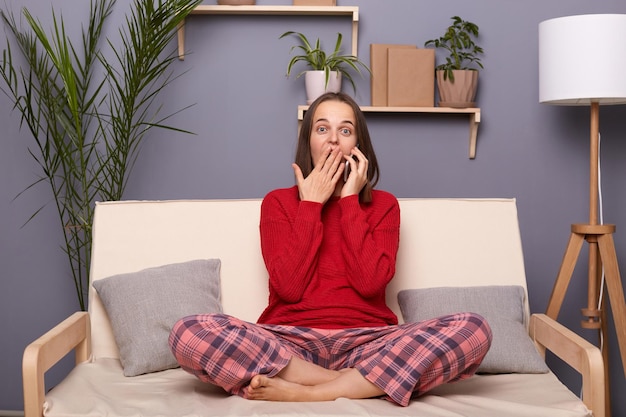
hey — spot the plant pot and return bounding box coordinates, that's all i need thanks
[217,0,256,5]
[304,71,342,105]
[293,0,336,5]
[436,70,478,108]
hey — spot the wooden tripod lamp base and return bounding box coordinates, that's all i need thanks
[546,223,626,379]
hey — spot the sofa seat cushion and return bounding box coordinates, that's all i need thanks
[43,358,591,417]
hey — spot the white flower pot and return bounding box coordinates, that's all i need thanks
[217,0,255,4]
[305,71,342,104]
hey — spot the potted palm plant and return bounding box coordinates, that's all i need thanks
[424,16,484,108]
[0,0,200,310]
[280,31,370,104]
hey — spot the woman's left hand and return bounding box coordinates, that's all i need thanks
[341,146,368,199]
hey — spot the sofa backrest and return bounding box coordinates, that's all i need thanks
[88,198,527,360]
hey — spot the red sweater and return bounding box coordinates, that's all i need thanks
[257,186,400,329]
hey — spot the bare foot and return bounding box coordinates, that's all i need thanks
[243,375,313,402]
[277,356,341,386]
[242,368,384,403]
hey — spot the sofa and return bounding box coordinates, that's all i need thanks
[22,198,605,417]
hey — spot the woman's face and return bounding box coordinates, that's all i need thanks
[309,100,358,164]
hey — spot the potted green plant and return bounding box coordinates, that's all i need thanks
[280,31,370,104]
[424,16,484,108]
[0,0,200,310]
[217,0,255,4]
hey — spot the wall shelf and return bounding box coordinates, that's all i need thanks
[177,5,359,60]
[177,6,481,158]
[297,105,482,159]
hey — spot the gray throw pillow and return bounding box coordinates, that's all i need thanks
[92,259,222,376]
[398,285,549,374]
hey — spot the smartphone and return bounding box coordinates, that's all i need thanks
[343,151,359,182]
[343,160,351,182]
[344,145,360,182]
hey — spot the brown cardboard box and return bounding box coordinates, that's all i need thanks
[293,0,336,5]
[387,48,435,107]
[370,44,415,106]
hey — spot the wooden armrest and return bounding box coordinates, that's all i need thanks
[23,311,91,417]
[529,313,605,417]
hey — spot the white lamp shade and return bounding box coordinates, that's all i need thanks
[539,14,626,105]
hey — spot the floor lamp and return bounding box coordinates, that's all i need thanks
[539,14,626,412]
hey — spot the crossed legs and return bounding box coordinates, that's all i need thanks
[169,313,491,407]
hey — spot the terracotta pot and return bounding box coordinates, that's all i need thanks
[436,70,478,108]
[217,0,256,5]
[304,71,342,105]
[293,0,336,5]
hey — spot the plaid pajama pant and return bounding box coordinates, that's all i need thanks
[168,312,491,407]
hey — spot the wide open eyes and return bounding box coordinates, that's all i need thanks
[314,125,353,137]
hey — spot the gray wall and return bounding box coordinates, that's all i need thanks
[2,0,626,414]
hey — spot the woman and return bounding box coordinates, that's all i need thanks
[169,92,491,407]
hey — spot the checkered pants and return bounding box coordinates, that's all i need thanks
[168,313,491,406]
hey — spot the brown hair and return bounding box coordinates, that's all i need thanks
[294,92,379,203]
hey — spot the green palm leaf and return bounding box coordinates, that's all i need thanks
[0,0,201,310]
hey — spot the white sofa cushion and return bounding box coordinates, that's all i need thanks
[43,358,591,417]
[398,285,549,374]
[92,259,222,376]
[88,199,529,359]
[89,200,268,360]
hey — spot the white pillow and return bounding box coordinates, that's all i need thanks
[93,259,222,376]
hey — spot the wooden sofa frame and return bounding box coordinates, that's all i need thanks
[22,198,605,417]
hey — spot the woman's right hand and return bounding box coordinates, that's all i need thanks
[293,147,344,204]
